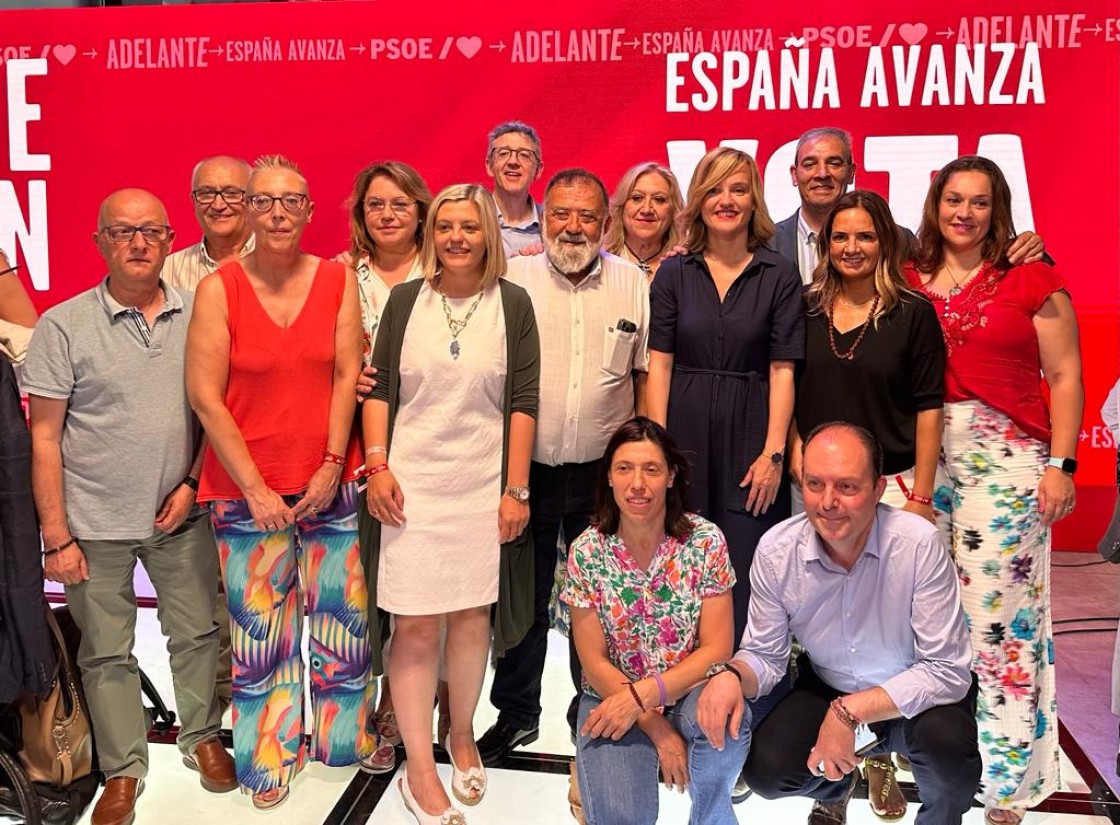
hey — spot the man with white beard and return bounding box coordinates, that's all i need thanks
[478,169,651,766]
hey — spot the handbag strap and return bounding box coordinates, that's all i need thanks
[43,607,82,786]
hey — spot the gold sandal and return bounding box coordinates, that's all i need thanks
[863,757,906,822]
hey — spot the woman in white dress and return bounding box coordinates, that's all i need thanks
[363,184,539,825]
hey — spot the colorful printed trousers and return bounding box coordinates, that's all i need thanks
[209,481,376,791]
[934,400,1060,810]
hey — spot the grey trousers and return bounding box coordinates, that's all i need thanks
[65,507,222,779]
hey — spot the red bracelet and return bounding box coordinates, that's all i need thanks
[624,681,646,712]
[323,451,346,466]
[362,463,390,478]
[907,492,933,506]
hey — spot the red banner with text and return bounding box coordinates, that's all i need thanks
[1,1,1117,548]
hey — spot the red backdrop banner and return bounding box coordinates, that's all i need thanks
[1,1,1117,548]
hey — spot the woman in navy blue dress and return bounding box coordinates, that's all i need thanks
[646,147,804,642]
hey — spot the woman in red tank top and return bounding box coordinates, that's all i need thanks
[186,155,376,809]
[905,156,1083,825]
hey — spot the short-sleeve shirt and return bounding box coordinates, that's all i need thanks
[797,295,945,474]
[21,279,197,539]
[905,260,1064,443]
[561,513,734,697]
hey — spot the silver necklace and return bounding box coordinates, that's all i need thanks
[436,276,484,360]
[943,260,980,298]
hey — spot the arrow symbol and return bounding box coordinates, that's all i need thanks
[83,48,97,58]
[1089,24,1103,35]
[937,28,954,38]
[1079,430,1089,441]
[350,43,366,53]
[625,38,639,48]
[489,41,506,52]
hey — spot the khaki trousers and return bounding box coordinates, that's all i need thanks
[65,507,222,779]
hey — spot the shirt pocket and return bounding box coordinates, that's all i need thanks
[601,325,637,378]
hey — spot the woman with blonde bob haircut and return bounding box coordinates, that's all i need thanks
[603,162,684,280]
[361,183,540,824]
[646,145,803,647]
[677,147,775,254]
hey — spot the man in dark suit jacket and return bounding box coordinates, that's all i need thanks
[773,127,1043,285]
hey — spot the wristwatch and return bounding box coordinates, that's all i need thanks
[505,485,530,502]
[705,661,742,684]
[1047,456,1078,475]
[769,452,784,465]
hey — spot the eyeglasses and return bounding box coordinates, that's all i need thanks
[248,193,309,213]
[548,208,601,226]
[100,224,172,244]
[491,147,538,165]
[191,187,246,205]
[365,198,415,215]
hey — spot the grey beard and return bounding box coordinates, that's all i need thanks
[546,234,599,274]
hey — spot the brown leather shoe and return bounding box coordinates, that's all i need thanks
[184,737,238,793]
[92,777,143,825]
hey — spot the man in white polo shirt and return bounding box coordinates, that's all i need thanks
[478,168,650,764]
[24,189,235,825]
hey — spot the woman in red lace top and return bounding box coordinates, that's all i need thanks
[904,156,1083,825]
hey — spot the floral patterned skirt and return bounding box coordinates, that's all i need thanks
[934,400,1060,810]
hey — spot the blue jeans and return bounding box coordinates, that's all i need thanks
[576,685,751,825]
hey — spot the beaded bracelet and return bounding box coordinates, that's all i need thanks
[624,681,646,712]
[43,538,76,558]
[829,697,861,731]
[652,673,667,708]
[323,451,346,466]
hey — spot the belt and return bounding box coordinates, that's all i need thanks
[673,364,762,380]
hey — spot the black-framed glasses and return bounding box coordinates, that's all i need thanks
[191,187,246,205]
[490,147,538,164]
[248,193,309,213]
[365,198,415,215]
[100,224,172,244]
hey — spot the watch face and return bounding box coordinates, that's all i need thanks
[770,452,784,464]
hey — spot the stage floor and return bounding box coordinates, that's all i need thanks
[37,551,1120,824]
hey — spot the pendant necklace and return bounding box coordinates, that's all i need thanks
[943,260,980,299]
[624,241,665,278]
[436,275,484,360]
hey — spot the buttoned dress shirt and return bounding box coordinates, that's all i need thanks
[498,199,543,257]
[795,210,820,285]
[505,251,649,466]
[163,233,256,292]
[733,505,972,718]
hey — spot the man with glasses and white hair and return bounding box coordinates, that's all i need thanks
[164,155,254,291]
[485,121,545,256]
[24,189,236,825]
[478,169,650,767]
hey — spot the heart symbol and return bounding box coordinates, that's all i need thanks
[456,36,482,59]
[898,23,928,45]
[784,36,807,48]
[52,44,77,65]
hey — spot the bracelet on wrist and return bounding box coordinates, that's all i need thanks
[829,697,861,731]
[362,463,390,478]
[181,475,199,493]
[652,672,667,708]
[906,492,933,505]
[44,538,76,557]
[322,451,346,466]
[364,445,387,458]
[624,681,646,712]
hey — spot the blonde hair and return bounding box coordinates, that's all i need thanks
[248,154,307,191]
[603,163,683,256]
[677,147,774,253]
[420,184,507,288]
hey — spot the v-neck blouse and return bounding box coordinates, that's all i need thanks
[198,259,361,500]
[561,514,734,697]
